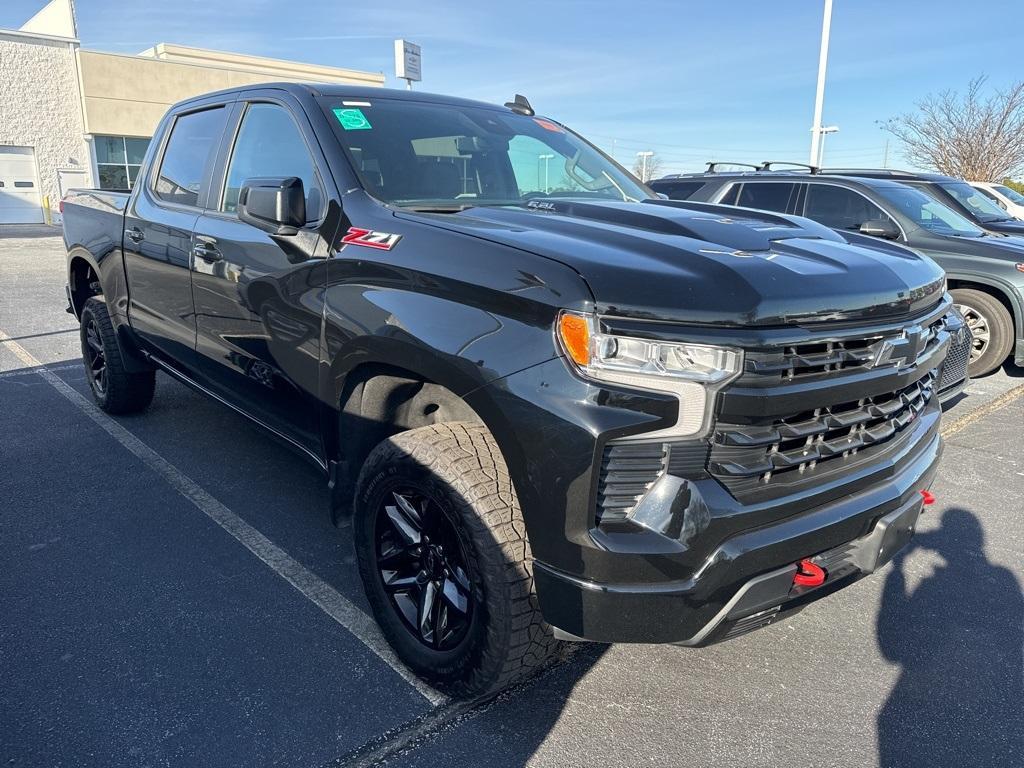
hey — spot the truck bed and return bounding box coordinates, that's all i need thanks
[61,189,129,255]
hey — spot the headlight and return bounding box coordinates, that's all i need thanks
[557,311,742,437]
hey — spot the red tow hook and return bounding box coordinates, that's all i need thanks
[920,489,936,507]
[793,559,827,588]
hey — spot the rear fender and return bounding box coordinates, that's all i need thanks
[66,245,151,373]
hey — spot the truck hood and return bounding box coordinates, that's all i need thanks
[400,199,945,326]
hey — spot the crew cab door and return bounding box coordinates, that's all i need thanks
[189,95,332,458]
[123,103,230,369]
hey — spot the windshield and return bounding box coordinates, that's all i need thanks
[936,181,1011,222]
[994,184,1024,205]
[877,186,985,237]
[318,97,650,209]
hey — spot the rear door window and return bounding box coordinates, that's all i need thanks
[153,107,227,207]
[734,182,797,213]
[804,184,891,231]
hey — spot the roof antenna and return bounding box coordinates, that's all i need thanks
[504,94,535,116]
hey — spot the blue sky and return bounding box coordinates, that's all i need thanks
[4,0,1023,174]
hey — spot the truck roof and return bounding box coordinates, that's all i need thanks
[174,82,508,114]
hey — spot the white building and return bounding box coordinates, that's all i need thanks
[0,0,385,224]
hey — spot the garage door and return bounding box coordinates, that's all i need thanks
[0,147,44,224]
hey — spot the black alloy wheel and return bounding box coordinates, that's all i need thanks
[82,315,108,396]
[354,422,559,697]
[78,296,156,414]
[375,488,474,651]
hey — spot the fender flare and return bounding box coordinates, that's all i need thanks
[322,333,551,524]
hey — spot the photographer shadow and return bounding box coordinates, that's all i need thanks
[876,507,1024,768]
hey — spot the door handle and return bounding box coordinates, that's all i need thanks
[126,227,144,243]
[192,238,223,263]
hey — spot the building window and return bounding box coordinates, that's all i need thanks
[95,135,151,190]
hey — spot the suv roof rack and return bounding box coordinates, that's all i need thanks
[758,161,820,173]
[706,162,762,174]
[823,168,916,177]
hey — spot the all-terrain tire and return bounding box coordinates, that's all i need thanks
[353,422,560,698]
[80,297,156,414]
[951,288,1014,377]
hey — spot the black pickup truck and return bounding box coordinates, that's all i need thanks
[63,84,954,697]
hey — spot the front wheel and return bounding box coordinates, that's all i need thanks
[353,422,559,698]
[950,288,1013,377]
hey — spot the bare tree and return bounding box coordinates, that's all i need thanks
[632,152,663,182]
[882,77,1024,181]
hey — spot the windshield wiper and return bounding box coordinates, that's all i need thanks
[401,204,477,213]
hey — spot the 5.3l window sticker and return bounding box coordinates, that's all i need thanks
[340,227,402,251]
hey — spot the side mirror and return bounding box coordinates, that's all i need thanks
[859,218,900,240]
[238,177,305,235]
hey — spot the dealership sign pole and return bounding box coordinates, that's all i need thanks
[395,40,422,90]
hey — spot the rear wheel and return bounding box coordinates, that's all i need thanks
[80,297,155,414]
[353,422,559,698]
[951,288,1013,377]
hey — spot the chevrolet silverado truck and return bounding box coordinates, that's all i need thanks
[63,84,953,698]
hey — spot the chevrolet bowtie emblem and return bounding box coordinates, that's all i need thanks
[872,326,924,369]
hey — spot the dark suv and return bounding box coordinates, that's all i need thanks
[651,169,1024,378]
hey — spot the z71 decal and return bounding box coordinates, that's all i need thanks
[340,227,402,250]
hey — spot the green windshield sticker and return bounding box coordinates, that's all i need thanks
[333,107,372,130]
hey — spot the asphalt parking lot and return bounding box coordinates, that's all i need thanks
[2,226,1022,768]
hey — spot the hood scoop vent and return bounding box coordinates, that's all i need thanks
[521,198,812,253]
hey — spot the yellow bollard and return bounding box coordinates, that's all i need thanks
[42,195,52,226]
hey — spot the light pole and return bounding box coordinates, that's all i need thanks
[816,125,839,167]
[808,0,834,166]
[538,154,554,192]
[636,151,654,182]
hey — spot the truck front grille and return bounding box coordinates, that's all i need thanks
[742,314,946,384]
[710,370,937,502]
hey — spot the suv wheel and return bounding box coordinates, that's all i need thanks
[951,288,1013,377]
[353,422,559,698]
[80,297,156,414]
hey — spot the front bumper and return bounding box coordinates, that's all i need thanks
[533,423,941,645]
[678,492,926,645]
[481,305,951,648]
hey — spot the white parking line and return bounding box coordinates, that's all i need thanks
[0,362,79,379]
[0,329,446,707]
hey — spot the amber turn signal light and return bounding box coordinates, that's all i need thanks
[558,313,590,366]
